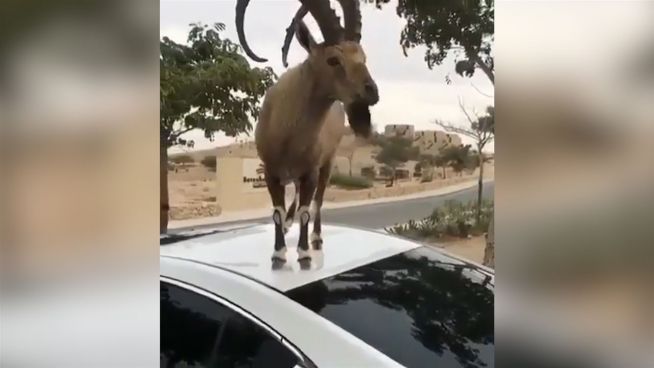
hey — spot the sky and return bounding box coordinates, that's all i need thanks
[160,0,495,152]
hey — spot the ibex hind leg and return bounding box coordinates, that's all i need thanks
[311,163,331,250]
[297,172,317,270]
[284,183,299,234]
[265,173,287,270]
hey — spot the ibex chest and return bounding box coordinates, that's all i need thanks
[258,134,322,181]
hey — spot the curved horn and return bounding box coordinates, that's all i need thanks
[281,5,309,68]
[336,0,362,42]
[235,0,268,62]
[300,0,343,45]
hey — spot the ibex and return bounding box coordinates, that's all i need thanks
[235,0,379,269]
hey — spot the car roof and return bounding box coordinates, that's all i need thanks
[160,223,422,292]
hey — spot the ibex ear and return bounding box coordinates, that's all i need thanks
[295,20,316,53]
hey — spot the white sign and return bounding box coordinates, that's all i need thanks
[242,158,267,192]
[242,158,295,201]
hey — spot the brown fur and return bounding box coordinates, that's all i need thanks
[254,19,378,264]
[255,62,349,185]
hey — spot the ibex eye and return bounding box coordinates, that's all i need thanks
[326,56,340,66]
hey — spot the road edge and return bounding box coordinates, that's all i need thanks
[169,179,493,231]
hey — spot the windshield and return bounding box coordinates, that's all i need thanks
[285,247,494,368]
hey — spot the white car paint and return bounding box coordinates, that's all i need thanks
[160,223,423,367]
[160,223,421,292]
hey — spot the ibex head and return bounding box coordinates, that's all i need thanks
[236,0,379,135]
[293,18,379,107]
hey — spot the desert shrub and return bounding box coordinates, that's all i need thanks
[201,155,216,171]
[171,154,194,164]
[387,199,493,240]
[329,173,373,189]
[413,162,422,177]
[360,166,376,179]
[420,169,434,183]
[379,166,393,178]
[386,219,438,240]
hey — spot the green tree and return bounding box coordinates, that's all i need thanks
[368,131,388,147]
[436,101,494,225]
[200,155,217,172]
[375,136,419,186]
[364,0,495,264]
[414,161,422,176]
[160,23,275,233]
[170,154,194,165]
[420,152,452,179]
[433,153,448,179]
[417,153,435,178]
[340,136,359,177]
[440,144,475,176]
[365,0,494,84]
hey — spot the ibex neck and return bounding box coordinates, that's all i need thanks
[300,60,336,121]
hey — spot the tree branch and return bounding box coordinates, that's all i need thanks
[470,54,494,84]
[167,127,196,146]
[471,82,494,98]
[480,131,494,147]
[458,97,477,125]
[434,120,479,140]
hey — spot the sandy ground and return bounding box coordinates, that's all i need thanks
[429,236,486,264]
[168,165,219,220]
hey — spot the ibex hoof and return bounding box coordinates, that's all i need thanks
[297,248,311,270]
[271,247,287,270]
[271,258,286,270]
[310,232,323,250]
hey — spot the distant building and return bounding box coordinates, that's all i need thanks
[384,124,415,140]
[414,130,462,156]
[213,124,463,181]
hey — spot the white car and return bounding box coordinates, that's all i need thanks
[160,223,494,368]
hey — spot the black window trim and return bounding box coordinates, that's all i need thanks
[160,276,315,368]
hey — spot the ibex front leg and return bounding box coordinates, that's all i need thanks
[311,162,331,250]
[297,171,317,270]
[265,172,287,270]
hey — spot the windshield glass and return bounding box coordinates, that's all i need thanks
[285,247,494,368]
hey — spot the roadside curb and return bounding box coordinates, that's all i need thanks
[169,179,492,230]
[322,179,483,210]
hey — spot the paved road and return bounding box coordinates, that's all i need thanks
[323,181,494,229]
[172,182,493,233]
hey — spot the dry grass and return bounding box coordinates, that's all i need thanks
[429,235,486,264]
